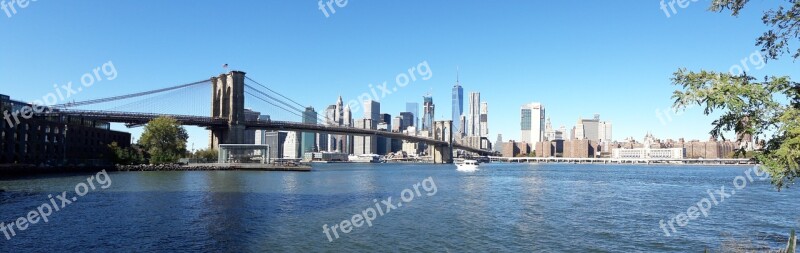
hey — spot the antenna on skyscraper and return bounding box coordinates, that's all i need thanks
[456,66,460,85]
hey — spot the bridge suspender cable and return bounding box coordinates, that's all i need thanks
[245,77,308,109]
[244,90,306,119]
[244,86,326,123]
[244,78,328,124]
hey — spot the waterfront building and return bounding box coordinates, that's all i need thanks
[242,109,261,145]
[452,75,464,136]
[562,139,599,158]
[255,131,286,162]
[422,95,435,131]
[480,102,488,137]
[303,152,349,162]
[501,140,530,157]
[535,140,565,157]
[611,134,684,159]
[353,118,376,155]
[402,141,421,156]
[1,94,131,164]
[301,107,317,154]
[282,131,300,159]
[520,103,545,149]
[377,122,390,155]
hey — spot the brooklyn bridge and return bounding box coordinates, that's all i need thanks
[25,71,493,164]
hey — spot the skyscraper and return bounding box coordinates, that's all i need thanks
[468,92,481,136]
[354,119,376,155]
[494,134,503,152]
[520,103,545,149]
[422,95,435,131]
[459,115,467,138]
[364,100,380,128]
[324,104,337,152]
[598,121,613,143]
[452,73,464,136]
[392,116,403,132]
[574,114,608,143]
[405,102,419,127]
[480,102,488,137]
[343,105,353,154]
[400,112,414,131]
[283,131,300,159]
[301,107,317,154]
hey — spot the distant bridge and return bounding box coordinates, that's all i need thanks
[30,71,493,162]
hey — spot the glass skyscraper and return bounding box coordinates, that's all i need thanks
[452,80,463,136]
[422,95,435,131]
[405,102,419,127]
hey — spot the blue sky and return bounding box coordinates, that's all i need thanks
[2,0,798,150]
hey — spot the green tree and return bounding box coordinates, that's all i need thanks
[671,0,800,189]
[138,117,189,164]
[194,148,219,162]
[108,142,145,165]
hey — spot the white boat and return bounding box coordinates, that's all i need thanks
[348,154,381,163]
[456,160,479,172]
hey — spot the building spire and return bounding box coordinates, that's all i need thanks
[456,66,460,85]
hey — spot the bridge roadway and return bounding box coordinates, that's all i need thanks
[38,110,491,155]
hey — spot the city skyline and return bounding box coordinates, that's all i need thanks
[3,1,796,150]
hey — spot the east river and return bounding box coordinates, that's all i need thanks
[0,163,798,252]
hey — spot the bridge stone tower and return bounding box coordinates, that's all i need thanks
[209,71,247,149]
[430,120,454,164]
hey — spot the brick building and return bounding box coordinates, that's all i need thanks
[1,94,131,164]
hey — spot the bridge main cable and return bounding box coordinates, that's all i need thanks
[54,79,210,108]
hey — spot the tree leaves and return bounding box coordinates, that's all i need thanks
[137,117,189,164]
[711,0,800,62]
[671,68,800,189]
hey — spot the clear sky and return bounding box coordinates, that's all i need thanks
[2,0,798,150]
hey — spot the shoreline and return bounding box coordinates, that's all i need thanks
[0,163,311,176]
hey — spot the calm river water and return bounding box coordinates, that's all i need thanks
[0,163,798,252]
